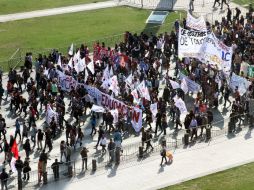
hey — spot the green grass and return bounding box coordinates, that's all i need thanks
[0,7,183,70]
[163,162,254,190]
[0,0,106,15]
[232,0,252,6]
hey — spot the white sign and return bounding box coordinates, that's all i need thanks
[178,26,207,58]
[131,107,142,132]
[186,12,207,31]
[174,98,188,114]
[229,73,251,95]
[150,103,158,122]
[57,70,78,92]
[169,80,180,89]
[179,73,201,93]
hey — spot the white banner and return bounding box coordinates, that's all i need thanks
[186,12,207,31]
[131,107,142,132]
[179,73,201,92]
[174,98,188,114]
[229,73,251,95]
[178,26,207,58]
[91,105,105,113]
[84,85,143,132]
[200,32,233,71]
[56,71,143,132]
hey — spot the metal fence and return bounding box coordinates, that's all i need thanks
[5,113,250,189]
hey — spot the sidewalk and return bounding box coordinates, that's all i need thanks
[0,0,248,23]
[0,1,118,23]
[38,127,254,190]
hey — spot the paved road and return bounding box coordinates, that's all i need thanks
[38,126,254,190]
[0,1,118,23]
[0,0,248,23]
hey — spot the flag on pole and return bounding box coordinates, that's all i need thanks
[57,55,61,67]
[11,139,19,159]
[74,58,86,73]
[73,50,80,64]
[131,89,139,104]
[102,65,110,82]
[109,75,120,96]
[110,66,114,77]
[125,73,133,89]
[137,81,150,101]
[87,61,95,75]
[68,43,74,56]
[68,57,73,68]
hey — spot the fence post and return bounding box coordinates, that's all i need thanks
[17,170,22,190]
[73,160,76,176]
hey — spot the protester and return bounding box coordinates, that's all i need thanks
[0,5,252,186]
[0,168,8,190]
[80,147,89,170]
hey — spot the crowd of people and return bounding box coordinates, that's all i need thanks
[0,3,253,189]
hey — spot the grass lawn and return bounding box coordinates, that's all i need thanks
[0,6,184,70]
[162,162,254,190]
[232,0,253,6]
[0,0,107,15]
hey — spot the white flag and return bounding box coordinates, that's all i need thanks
[170,80,180,89]
[84,68,89,83]
[57,55,61,67]
[74,58,85,73]
[109,75,120,96]
[87,61,95,75]
[102,65,110,82]
[125,73,133,89]
[110,109,119,124]
[68,43,74,56]
[150,103,158,122]
[131,89,139,104]
[174,98,187,114]
[110,66,114,77]
[181,78,188,94]
[73,50,80,64]
[68,57,73,68]
[137,81,150,101]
